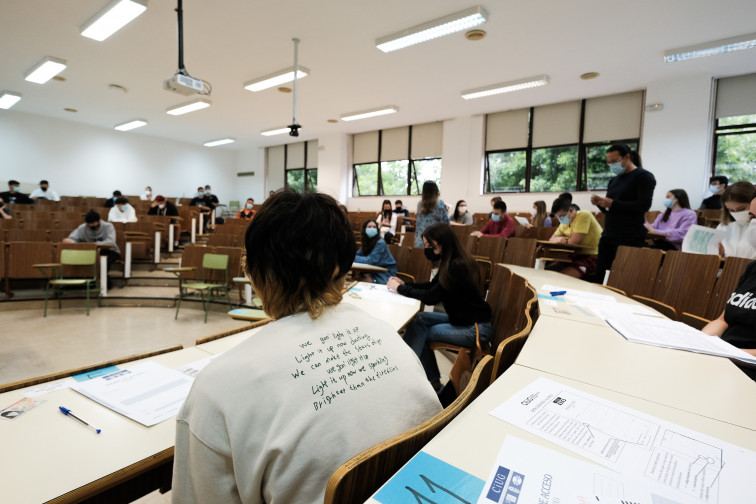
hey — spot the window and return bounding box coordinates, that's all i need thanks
[712,73,756,180]
[713,114,756,181]
[352,122,443,196]
[484,91,643,193]
[282,140,317,193]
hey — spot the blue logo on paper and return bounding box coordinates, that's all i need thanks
[503,472,525,503]
[485,466,510,501]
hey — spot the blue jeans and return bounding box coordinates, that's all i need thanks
[403,312,493,382]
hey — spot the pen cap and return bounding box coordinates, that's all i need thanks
[59,406,71,415]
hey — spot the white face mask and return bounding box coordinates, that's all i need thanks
[730,210,751,226]
[458,206,467,214]
[530,208,537,216]
[158,204,166,210]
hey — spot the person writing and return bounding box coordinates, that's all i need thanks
[644,189,697,250]
[589,144,656,282]
[388,223,492,392]
[354,219,397,284]
[450,200,472,226]
[172,190,441,504]
[549,197,603,278]
[471,200,515,238]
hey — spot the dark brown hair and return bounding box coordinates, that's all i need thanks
[720,181,756,225]
[360,219,380,255]
[661,189,690,223]
[422,223,481,294]
[420,181,440,215]
[244,189,354,319]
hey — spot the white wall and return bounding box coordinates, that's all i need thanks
[0,111,238,202]
[234,148,266,203]
[338,74,716,216]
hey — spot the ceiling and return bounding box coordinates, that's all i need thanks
[2,0,756,152]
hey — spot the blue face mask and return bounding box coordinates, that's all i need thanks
[246,203,254,209]
[120,205,128,212]
[198,191,204,197]
[365,227,378,238]
[558,215,570,225]
[608,161,624,176]
[491,214,501,222]
[663,198,674,209]
[709,184,719,194]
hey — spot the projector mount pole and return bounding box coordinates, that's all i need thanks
[288,37,302,136]
[176,0,187,75]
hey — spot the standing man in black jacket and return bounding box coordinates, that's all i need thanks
[589,144,656,283]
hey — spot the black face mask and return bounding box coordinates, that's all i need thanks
[394,207,402,212]
[424,248,441,262]
[89,225,100,232]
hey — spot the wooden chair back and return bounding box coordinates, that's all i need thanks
[7,241,55,280]
[6,229,48,242]
[405,247,432,283]
[486,264,513,330]
[388,245,412,281]
[472,212,490,227]
[475,235,507,263]
[501,237,537,267]
[460,233,478,256]
[214,246,243,284]
[491,315,533,384]
[606,246,663,298]
[323,356,494,504]
[638,250,720,319]
[450,225,472,243]
[534,226,556,241]
[704,256,753,319]
[179,245,210,279]
[645,210,661,223]
[401,231,415,247]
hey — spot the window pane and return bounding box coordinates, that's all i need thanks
[530,145,578,192]
[486,151,526,193]
[718,114,756,127]
[286,169,305,192]
[410,158,442,195]
[585,141,638,191]
[381,160,409,195]
[715,132,756,180]
[353,163,379,196]
[306,169,318,192]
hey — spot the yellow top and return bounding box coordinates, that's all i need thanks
[553,210,602,255]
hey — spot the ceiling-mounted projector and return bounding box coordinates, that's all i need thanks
[164,73,205,95]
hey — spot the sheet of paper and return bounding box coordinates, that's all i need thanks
[489,377,756,503]
[72,365,119,382]
[540,283,617,304]
[348,284,418,305]
[22,378,76,398]
[606,312,756,365]
[514,216,530,226]
[576,298,659,320]
[72,361,194,427]
[478,436,693,504]
[682,225,725,255]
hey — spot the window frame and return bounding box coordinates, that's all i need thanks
[711,115,756,178]
[284,142,317,193]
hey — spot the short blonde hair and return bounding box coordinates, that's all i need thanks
[244,190,355,320]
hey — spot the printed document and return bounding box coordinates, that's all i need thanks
[682,225,724,255]
[72,361,194,427]
[489,377,755,503]
[478,436,692,504]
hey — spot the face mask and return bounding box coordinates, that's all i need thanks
[365,228,378,238]
[710,185,719,194]
[746,220,756,248]
[663,198,674,209]
[246,203,254,209]
[530,208,537,216]
[120,205,128,212]
[558,215,571,225]
[458,206,467,214]
[41,186,48,192]
[608,161,624,176]
[10,187,17,193]
[395,206,402,212]
[145,190,151,194]
[89,225,100,232]
[492,214,501,222]
[198,192,204,197]
[730,210,751,226]
[424,248,441,262]
[204,190,211,195]
[158,204,166,210]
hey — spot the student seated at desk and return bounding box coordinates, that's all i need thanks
[388,223,492,392]
[717,181,756,259]
[173,190,441,504]
[472,200,515,238]
[237,197,256,219]
[354,219,397,284]
[450,199,472,226]
[549,197,602,278]
[644,189,697,251]
[376,199,398,242]
[526,200,552,228]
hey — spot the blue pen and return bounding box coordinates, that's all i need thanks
[550,290,567,296]
[59,406,102,434]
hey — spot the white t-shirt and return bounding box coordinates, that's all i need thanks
[717,221,756,259]
[172,303,442,504]
[29,187,60,201]
[107,203,138,223]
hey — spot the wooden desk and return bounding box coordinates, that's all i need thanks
[0,346,214,504]
[341,282,421,332]
[351,262,388,273]
[365,365,756,503]
[517,316,756,430]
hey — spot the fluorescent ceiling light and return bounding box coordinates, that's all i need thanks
[664,32,756,62]
[81,0,148,41]
[114,119,147,131]
[340,106,399,122]
[0,91,22,110]
[204,138,235,147]
[376,5,488,52]
[244,66,309,92]
[24,56,67,84]
[261,126,290,136]
[461,75,550,100]
[166,98,211,116]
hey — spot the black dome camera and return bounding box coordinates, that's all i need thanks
[288,123,301,137]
